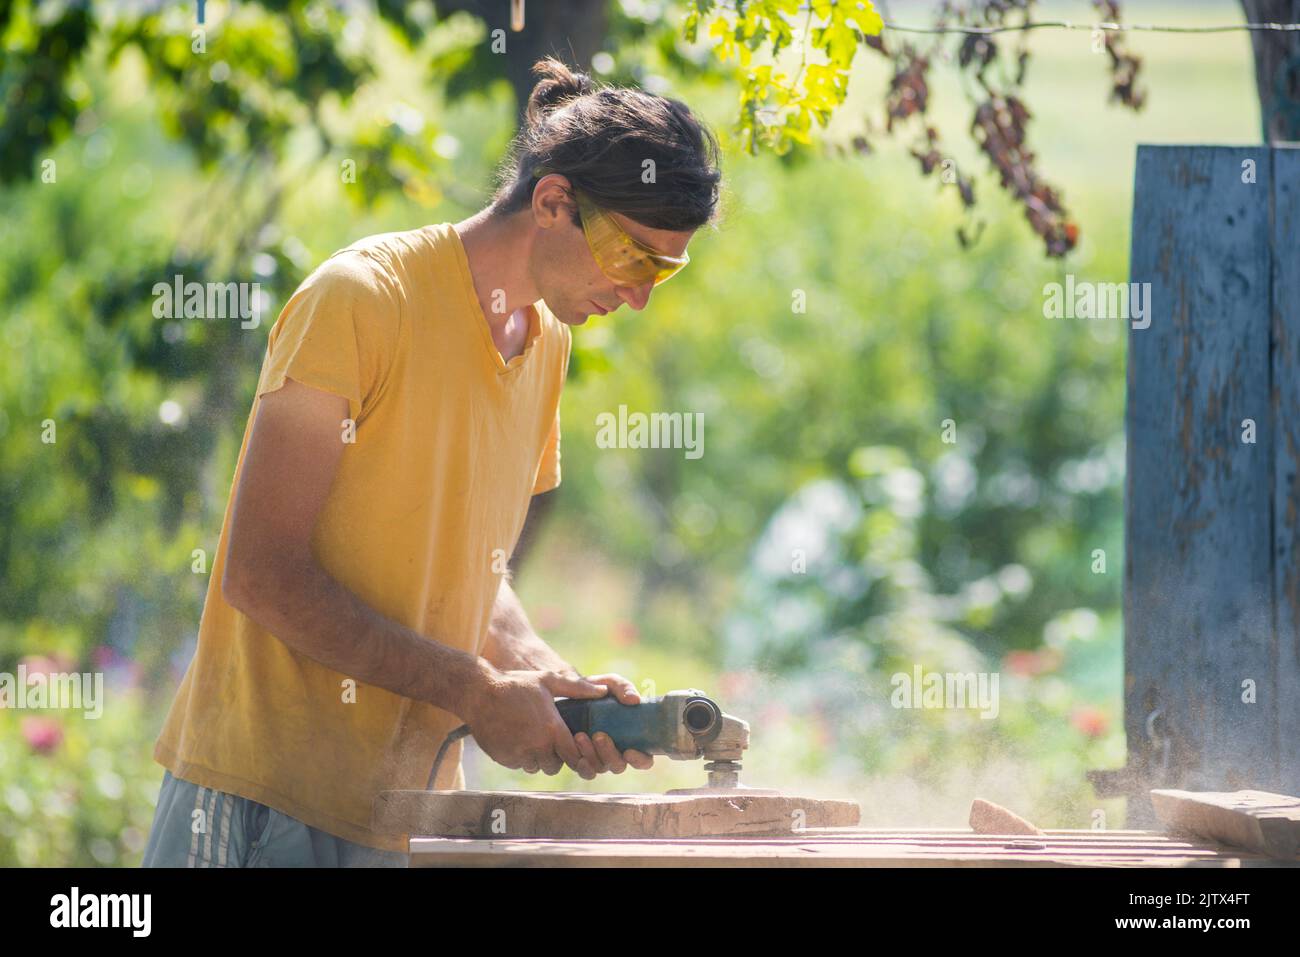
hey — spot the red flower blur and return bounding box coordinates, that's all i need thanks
[21,716,64,755]
[1070,706,1109,739]
[19,652,75,676]
[1002,648,1060,677]
[717,671,755,701]
[612,620,639,647]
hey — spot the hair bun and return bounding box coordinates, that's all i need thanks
[525,57,594,127]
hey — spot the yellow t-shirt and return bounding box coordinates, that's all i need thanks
[154,223,571,851]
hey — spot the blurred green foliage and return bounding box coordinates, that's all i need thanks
[0,1,1259,861]
[0,671,158,867]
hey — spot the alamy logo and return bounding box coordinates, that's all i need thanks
[595,404,704,460]
[50,887,151,937]
[1042,274,1151,329]
[152,273,263,329]
[0,665,103,718]
[890,665,999,719]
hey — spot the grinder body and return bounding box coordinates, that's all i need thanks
[554,689,743,761]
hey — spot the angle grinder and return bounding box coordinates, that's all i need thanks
[425,689,772,794]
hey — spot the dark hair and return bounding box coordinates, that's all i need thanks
[490,58,722,232]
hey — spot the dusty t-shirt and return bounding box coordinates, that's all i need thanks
[154,223,571,851]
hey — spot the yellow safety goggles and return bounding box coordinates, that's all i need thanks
[572,189,688,287]
[530,166,690,286]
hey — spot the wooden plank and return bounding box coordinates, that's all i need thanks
[407,829,1268,868]
[969,798,1042,835]
[374,789,860,839]
[1151,788,1300,859]
[1125,145,1278,818]
[1271,146,1300,799]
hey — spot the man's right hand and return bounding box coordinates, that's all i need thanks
[462,667,610,778]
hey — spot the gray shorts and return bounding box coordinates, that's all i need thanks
[141,770,409,868]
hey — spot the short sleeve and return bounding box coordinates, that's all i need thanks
[255,252,400,424]
[531,408,561,495]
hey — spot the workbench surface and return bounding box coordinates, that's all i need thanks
[407,827,1286,867]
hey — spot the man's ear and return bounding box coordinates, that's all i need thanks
[532,173,577,229]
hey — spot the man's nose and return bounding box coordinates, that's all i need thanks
[617,280,655,311]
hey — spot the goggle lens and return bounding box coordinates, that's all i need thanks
[574,190,689,287]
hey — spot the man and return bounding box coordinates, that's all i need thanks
[142,57,722,866]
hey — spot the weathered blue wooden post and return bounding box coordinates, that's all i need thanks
[1093,144,1300,826]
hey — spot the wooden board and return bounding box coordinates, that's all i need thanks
[1125,144,1281,819]
[406,828,1280,868]
[1151,789,1300,859]
[373,789,860,839]
[968,798,1042,835]
[1119,145,1300,814]
[1272,147,1300,798]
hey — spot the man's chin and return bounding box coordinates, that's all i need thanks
[561,311,591,326]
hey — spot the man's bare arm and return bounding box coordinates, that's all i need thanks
[222,378,489,717]
[221,377,603,774]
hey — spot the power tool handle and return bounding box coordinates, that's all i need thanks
[553,695,595,733]
[553,695,660,754]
